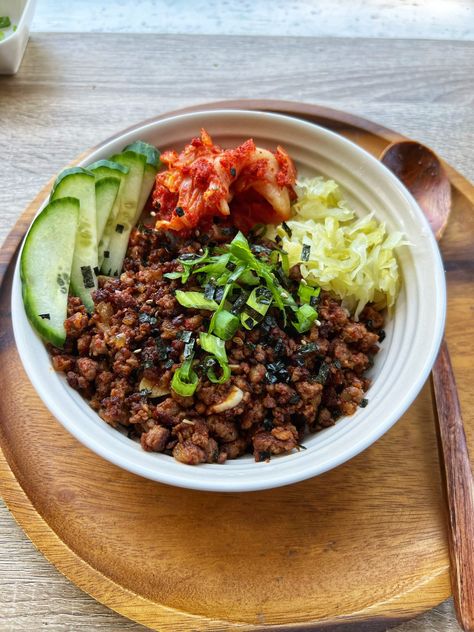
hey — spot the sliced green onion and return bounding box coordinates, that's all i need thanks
[208,283,234,334]
[228,231,289,317]
[213,310,240,340]
[241,286,271,329]
[298,282,321,307]
[195,253,231,276]
[280,251,290,276]
[227,263,247,283]
[199,332,231,384]
[228,231,257,267]
[175,290,218,311]
[171,356,199,396]
[239,269,259,286]
[292,304,318,333]
[200,332,227,359]
[163,271,183,280]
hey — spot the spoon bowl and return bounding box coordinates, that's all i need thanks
[381,140,451,240]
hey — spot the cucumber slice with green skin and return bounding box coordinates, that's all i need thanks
[123,141,160,169]
[137,162,158,216]
[95,176,120,244]
[101,150,146,276]
[20,197,79,347]
[51,167,98,311]
[87,159,129,180]
[88,160,130,266]
[124,141,161,215]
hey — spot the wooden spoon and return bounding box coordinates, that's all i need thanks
[381,140,451,240]
[381,140,474,632]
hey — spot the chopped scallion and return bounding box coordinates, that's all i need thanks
[241,286,271,329]
[292,304,318,333]
[171,356,199,396]
[298,282,321,307]
[175,290,218,311]
[199,332,231,383]
[213,310,240,340]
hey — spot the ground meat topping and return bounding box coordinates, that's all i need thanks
[52,225,385,464]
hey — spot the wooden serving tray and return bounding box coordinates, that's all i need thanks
[1,101,473,632]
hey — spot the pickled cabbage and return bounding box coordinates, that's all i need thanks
[267,177,406,318]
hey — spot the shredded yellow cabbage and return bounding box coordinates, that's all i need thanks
[267,177,406,318]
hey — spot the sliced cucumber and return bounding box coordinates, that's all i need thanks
[20,197,79,347]
[124,141,161,215]
[51,167,98,311]
[88,160,129,266]
[123,141,160,169]
[87,159,129,181]
[95,176,120,243]
[101,150,146,276]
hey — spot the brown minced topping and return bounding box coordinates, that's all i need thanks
[50,225,385,465]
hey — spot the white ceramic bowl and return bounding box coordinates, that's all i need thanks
[11,110,446,492]
[0,0,36,75]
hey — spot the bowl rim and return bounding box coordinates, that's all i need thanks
[11,108,447,492]
[0,0,35,48]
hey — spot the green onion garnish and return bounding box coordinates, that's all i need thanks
[171,356,199,396]
[175,290,219,311]
[241,286,271,330]
[239,269,259,286]
[298,282,321,307]
[292,304,318,333]
[213,310,240,340]
[195,253,231,276]
[208,283,234,334]
[199,332,231,383]
[0,16,11,28]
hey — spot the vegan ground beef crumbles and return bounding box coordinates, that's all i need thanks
[50,223,385,465]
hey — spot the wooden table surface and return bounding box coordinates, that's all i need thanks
[0,33,473,632]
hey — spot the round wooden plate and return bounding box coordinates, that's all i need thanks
[1,101,473,632]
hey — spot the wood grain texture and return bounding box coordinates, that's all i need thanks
[1,33,473,632]
[380,139,474,630]
[433,343,474,631]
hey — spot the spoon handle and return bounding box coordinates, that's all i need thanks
[432,340,474,631]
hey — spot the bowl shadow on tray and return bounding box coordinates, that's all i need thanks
[0,240,448,625]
